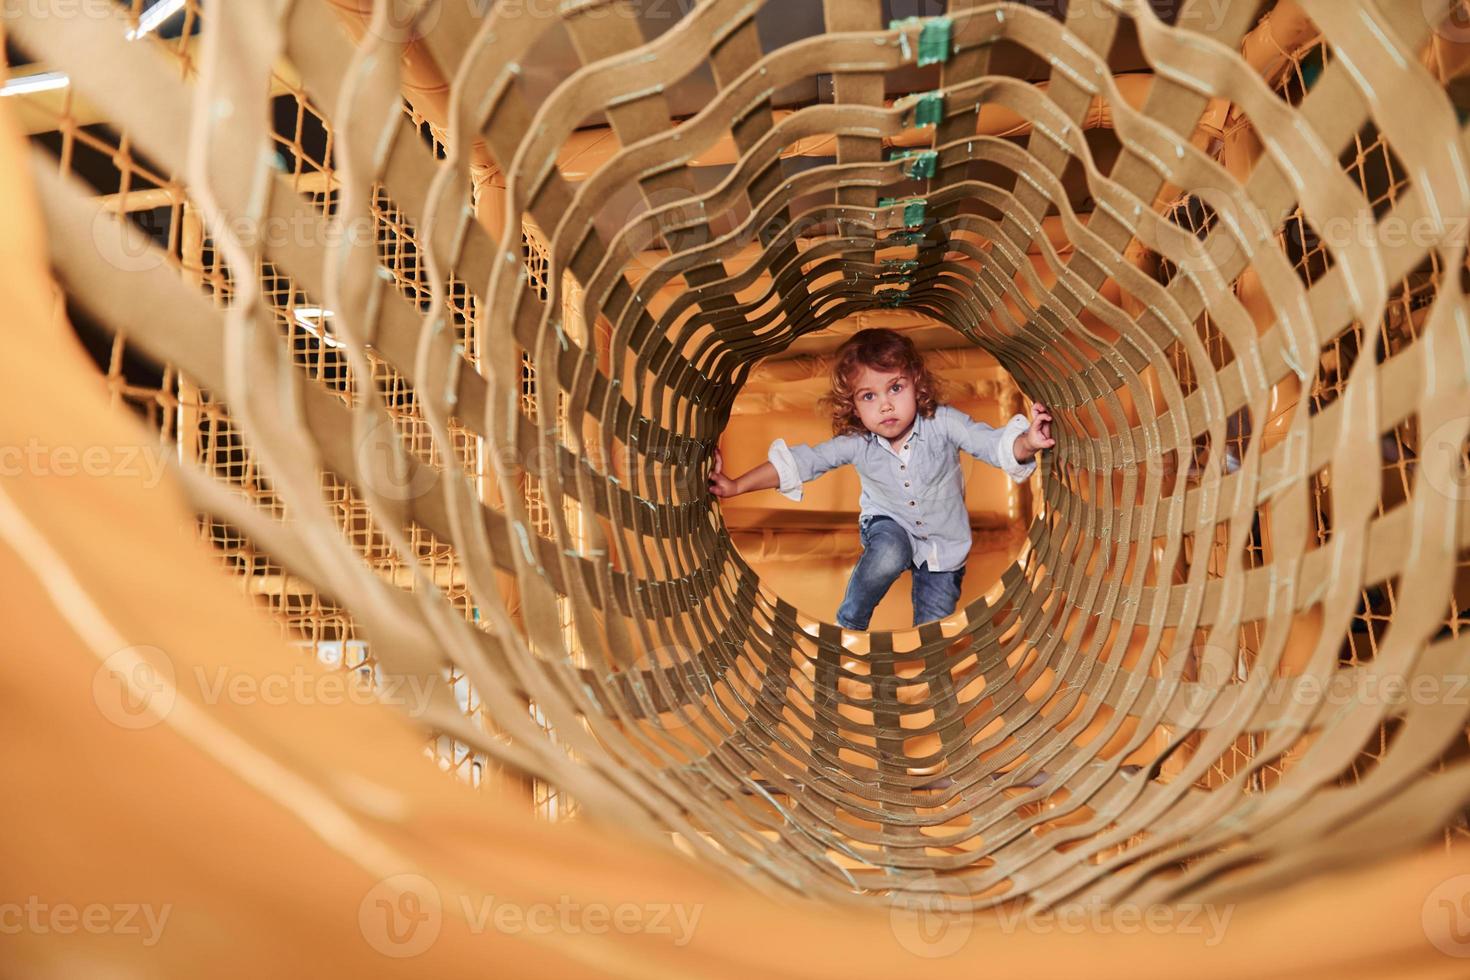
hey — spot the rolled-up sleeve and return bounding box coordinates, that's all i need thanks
[942,406,1036,483]
[768,439,804,501]
[768,434,861,502]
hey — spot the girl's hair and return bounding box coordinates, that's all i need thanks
[819,328,948,436]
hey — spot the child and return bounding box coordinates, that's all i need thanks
[708,328,1053,630]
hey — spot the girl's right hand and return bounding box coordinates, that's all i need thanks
[708,448,738,498]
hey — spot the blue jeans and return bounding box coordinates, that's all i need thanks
[835,515,966,630]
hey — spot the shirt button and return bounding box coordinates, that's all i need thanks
[909,500,915,506]
[904,482,910,487]
[900,465,905,470]
[916,520,923,525]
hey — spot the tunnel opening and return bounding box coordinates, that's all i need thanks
[722,317,1038,636]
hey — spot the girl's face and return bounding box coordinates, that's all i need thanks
[849,363,917,441]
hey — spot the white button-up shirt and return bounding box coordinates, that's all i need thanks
[767,406,1035,572]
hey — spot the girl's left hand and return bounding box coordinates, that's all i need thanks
[1023,402,1055,453]
[707,447,739,498]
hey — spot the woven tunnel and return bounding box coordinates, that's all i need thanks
[9,0,1470,921]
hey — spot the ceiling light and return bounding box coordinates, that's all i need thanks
[293,307,342,347]
[126,0,187,41]
[0,71,69,97]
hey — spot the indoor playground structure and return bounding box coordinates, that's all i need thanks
[3,0,1470,975]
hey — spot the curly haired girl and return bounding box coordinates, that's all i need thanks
[708,328,1053,630]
